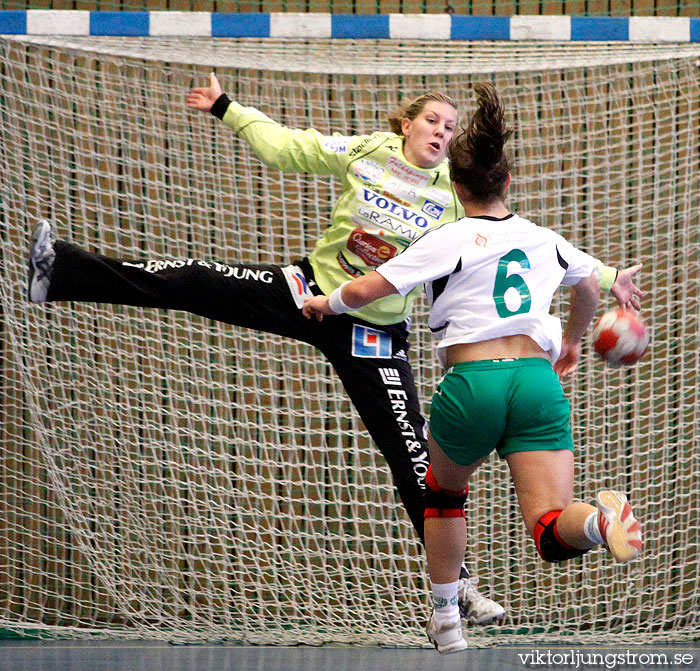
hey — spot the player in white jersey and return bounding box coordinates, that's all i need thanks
[377,212,602,370]
[302,83,643,654]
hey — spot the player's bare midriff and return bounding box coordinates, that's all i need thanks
[445,335,550,368]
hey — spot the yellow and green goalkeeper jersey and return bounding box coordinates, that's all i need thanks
[220,100,464,325]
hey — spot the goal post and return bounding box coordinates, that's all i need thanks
[1,35,699,646]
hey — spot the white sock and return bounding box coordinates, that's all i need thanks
[584,511,605,545]
[431,580,460,626]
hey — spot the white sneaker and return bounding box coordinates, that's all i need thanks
[458,569,506,625]
[426,611,468,654]
[596,490,643,563]
[28,219,55,303]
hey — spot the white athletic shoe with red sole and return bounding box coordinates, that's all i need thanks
[596,490,642,563]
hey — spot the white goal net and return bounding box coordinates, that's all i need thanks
[1,35,699,647]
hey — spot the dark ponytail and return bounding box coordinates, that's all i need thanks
[448,83,513,203]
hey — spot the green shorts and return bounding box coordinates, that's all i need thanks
[429,358,574,467]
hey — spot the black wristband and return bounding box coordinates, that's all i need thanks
[211,93,232,120]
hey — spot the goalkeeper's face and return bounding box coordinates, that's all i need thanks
[401,101,458,170]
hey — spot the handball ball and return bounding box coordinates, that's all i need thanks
[592,308,649,367]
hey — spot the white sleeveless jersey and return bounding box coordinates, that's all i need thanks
[375,213,601,366]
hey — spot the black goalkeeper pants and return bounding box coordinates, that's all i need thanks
[47,241,431,544]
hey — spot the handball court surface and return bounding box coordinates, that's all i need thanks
[2,640,700,671]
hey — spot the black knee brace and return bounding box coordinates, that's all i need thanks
[534,510,590,563]
[423,465,468,519]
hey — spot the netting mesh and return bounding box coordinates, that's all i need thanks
[1,36,699,646]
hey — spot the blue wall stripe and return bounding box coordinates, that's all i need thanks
[0,10,26,34]
[1,11,700,42]
[451,15,510,40]
[571,17,629,41]
[90,11,149,37]
[212,12,270,38]
[332,14,390,39]
[691,17,700,43]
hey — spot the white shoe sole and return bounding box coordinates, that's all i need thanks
[597,490,642,563]
[464,604,506,625]
[430,637,468,654]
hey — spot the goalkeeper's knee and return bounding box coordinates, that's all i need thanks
[533,510,590,563]
[424,465,468,519]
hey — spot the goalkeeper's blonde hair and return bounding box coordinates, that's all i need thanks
[387,92,458,136]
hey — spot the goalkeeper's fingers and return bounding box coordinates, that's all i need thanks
[209,72,222,98]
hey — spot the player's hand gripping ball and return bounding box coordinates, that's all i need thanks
[592,308,649,367]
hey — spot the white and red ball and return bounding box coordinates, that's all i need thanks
[592,308,649,367]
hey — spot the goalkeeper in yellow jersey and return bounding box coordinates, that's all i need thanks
[303,83,643,654]
[28,74,641,627]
